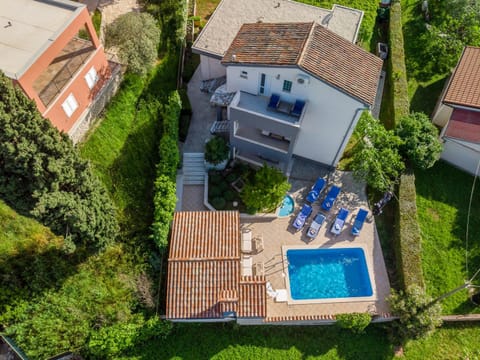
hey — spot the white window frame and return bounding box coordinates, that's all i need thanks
[61,94,78,118]
[84,67,98,89]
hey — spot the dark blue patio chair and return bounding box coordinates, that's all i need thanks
[267,93,281,110]
[321,185,341,211]
[330,207,349,235]
[306,177,326,203]
[290,99,305,117]
[293,204,312,231]
[352,208,369,236]
[307,213,326,239]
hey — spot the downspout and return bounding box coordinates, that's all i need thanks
[331,106,366,167]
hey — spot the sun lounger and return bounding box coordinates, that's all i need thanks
[290,99,305,117]
[275,289,288,302]
[293,204,312,231]
[266,282,278,298]
[242,255,253,276]
[330,208,349,235]
[267,93,280,110]
[307,213,326,238]
[306,177,326,203]
[321,185,341,211]
[241,230,252,253]
[352,208,369,236]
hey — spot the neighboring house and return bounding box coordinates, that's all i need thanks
[0,0,118,140]
[432,46,480,175]
[221,22,383,172]
[166,211,266,322]
[192,0,364,80]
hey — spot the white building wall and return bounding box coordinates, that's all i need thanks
[226,66,367,166]
[441,139,480,175]
[432,104,453,127]
[200,55,226,79]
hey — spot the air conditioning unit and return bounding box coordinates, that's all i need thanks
[296,74,310,85]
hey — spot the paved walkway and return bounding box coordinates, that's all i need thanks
[78,0,140,27]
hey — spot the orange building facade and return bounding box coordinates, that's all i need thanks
[1,0,113,136]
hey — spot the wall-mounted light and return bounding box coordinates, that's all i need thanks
[275,74,280,80]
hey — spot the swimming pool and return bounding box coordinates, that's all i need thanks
[277,195,294,217]
[287,248,373,300]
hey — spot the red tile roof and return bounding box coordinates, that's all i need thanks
[444,108,480,143]
[222,22,382,106]
[166,211,266,320]
[444,47,480,109]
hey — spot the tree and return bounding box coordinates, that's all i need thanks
[350,112,405,192]
[0,72,118,248]
[395,112,442,169]
[204,136,229,165]
[241,165,290,213]
[105,12,161,75]
[387,285,442,343]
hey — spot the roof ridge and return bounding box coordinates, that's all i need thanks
[297,22,316,65]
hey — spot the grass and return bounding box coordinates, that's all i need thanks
[415,161,480,314]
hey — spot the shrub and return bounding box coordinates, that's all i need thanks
[0,72,118,249]
[387,285,442,343]
[218,181,229,193]
[336,313,372,334]
[209,172,223,185]
[395,112,442,169]
[241,165,290,213]
[152,175,176,250]
[209,186,222,199]
[205,136,229,165]
[224,190,236,202]
[211,197,226,210]
[226,173,238,183]
[396,170,425,290]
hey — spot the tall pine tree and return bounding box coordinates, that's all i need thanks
[0,72,118,248]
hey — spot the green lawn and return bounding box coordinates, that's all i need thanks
[415,161,480,314]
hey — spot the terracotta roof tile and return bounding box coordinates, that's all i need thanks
[222,22,382,106]
[444,108,480,143]
[167,211,265,320]
[444,47,480,109]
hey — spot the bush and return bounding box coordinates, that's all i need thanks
[336,313,372,334]
[241,165,290,213]
[387,285,442,343]
[226,173,238,183]
[211,197,226,210]
[389,2,410,125]
[396,171,425,290]
[205,136,229,165]
[224,190,236,202]
[209,186,222,199]
[209,172,223,185]
[152,175,176,250]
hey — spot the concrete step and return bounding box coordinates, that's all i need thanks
[183,178,205,185]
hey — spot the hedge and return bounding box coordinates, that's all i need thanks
[388,1,410,123]
[395,171,425,290]
[152,91,181,251]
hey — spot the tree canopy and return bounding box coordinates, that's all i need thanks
[105,12,161,75]
[0,71,118,249]
[350,112,405,192]
[395,112,442,169]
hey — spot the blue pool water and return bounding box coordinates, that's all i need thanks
[287,248,373,300]
[278,195,294,217]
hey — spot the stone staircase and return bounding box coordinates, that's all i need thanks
[182,152,206,185]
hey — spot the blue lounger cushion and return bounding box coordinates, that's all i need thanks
[352,208,368,236]
[291,100,305,117]
[331,207,349,235]
[293,204,312,230]
[321,185,341,211]
[267,93,281,110]
[306,177,326,203]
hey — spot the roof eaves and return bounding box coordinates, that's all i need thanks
[296,22,316,65]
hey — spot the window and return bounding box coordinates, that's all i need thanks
[84,67,98,89]
[240,70,248,79]
[282,80,292,93]
[259,73,266,94]
[61,94,78,117]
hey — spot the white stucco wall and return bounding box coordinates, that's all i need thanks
[441,138,480,175]
[226,65,367,166]
[200,55,226,80]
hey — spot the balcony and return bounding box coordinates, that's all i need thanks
[33,37,96,107]
[234,126,289,153]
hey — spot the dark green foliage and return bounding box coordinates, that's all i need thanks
[396,171,425,290]
[145,0,187,49]
[87,315,172,359]
[0,71,118,248]
[388,285,442,343]
[211,197,226,210]
[336,313,372,334]
[209,186,222,199]
[351,112,404,192]
[105,12,161,75]
[241,165,290,213]
[224,190,235,202]
[226,173,237,183]
[92,9,102,36]
[388,2,410,124]
[209,172,223,185]
[205,136,229,165]
[152,175,177,250]
[395,112,442,169]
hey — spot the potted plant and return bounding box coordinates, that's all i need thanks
[204,136,229,170]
